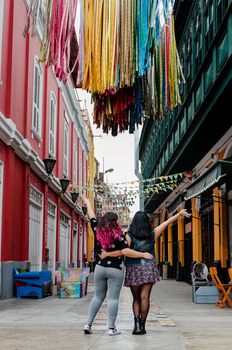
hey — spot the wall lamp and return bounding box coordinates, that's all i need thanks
[42,155,56,175]
[59,176,70,193]
[82,205,87,215]
[70,191,79,203]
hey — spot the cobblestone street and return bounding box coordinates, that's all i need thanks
[1,278,232,350]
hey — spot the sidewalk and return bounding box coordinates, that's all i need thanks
[0,276,232,350]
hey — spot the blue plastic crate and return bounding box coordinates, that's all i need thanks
[194,286,219,304]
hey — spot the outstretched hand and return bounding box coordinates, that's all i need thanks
[143,252,153,260]
[179,209,191,218]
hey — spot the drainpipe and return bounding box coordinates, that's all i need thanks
[134,128,144,211]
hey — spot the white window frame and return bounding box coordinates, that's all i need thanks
[47,200,57,277]
[29,186,44,271]
[32,56,43,139]
[49,92,57,156]
[0,0,4,83]
[79,147,82,196]
[83,155,87,196]
[73,144,78,189]
[63,120,69,176]
[59,211,71,268]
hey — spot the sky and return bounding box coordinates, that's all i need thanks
[77,90,141,216]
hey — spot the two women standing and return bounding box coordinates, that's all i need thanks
[83,195,190,335]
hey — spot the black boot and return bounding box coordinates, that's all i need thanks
[140,319,146,334]
[132,316,141,335]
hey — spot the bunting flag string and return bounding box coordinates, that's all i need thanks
[72,170,192,194]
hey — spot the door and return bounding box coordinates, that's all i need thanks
[59,212,70,268]
[79,224,83,267]
[29,187,43,271]
[47,202,56,275]
[72,222,78,268]
[0,162,3,297]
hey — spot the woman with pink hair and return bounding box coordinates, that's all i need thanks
[83,196,152,336]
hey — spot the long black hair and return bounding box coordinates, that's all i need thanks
[128,211,153,239]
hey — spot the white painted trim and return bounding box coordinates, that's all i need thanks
[49,91,57,157]
[47,200,57,276]
[32,56,43,139]
[29,186,44,271]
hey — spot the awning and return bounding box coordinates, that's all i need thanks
[184,160,232,201]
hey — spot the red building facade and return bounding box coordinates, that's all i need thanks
[0,0,90,298]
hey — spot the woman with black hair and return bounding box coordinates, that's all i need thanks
[123,209,191,335]
[82,196,153,336]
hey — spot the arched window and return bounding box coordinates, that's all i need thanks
[49,92,57,156]
[32,56,43,138]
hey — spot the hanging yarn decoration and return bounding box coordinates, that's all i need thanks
[23,0,184,135]
[79,0,185,135]
[23,0,79,83]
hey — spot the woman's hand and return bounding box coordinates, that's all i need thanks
[99,251,108,259]
[179,209,191,219]
[142,252,153,260]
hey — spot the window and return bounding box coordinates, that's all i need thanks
[180,114,186,136]
[204,1,214,53]
[194,12,202,74]
[83,156,87,196]
[79,147,83,196]
[63,121,69,176]
[73,144,77,187]
[0,0,4,82]
[49,92,56,156]
[217,0,229,28]
[32,56,43,137]
[174,126,179,148]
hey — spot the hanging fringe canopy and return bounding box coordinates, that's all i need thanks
[23,0,185,135]
[79,0,185,135]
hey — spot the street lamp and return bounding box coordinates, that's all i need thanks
[104,168,114,174]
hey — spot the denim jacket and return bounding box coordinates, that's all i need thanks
[125,232,156,265]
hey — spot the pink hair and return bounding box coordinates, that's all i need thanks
[96,212,123,250]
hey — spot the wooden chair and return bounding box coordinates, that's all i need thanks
[228,267,232,282]
[209,267,232,308]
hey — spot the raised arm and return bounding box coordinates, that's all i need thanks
[155,209,191,240]
[82,194,96,219]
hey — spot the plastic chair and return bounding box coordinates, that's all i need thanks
[191,262,212,302]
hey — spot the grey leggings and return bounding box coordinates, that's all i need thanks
[86,265,124,328]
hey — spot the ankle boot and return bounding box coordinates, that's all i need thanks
[140,319,146,334]
[132,316,141,335]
